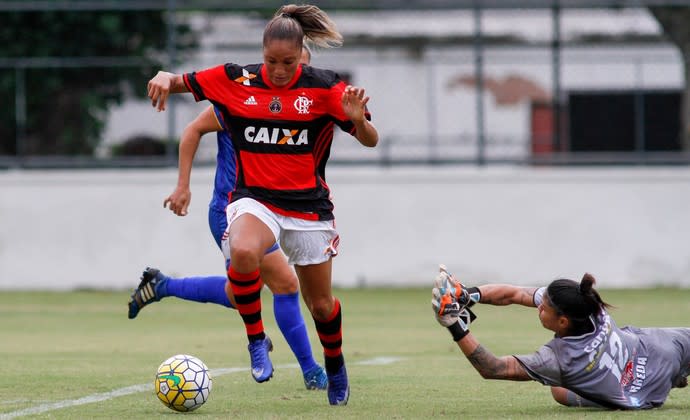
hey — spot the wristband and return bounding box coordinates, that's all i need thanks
[447,323,469,341]
[466,286,481,307]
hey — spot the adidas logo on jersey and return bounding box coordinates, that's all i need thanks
[244,96,258,105]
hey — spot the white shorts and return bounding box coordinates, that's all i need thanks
[221,198,339,266]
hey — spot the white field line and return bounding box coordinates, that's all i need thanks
[0,356,404,419]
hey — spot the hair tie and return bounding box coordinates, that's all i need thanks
[281,12,292,18]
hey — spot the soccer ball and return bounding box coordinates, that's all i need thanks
[154,354,212,412]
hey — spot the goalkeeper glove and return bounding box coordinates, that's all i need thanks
[432,280,477,341]
[436,264,482,309]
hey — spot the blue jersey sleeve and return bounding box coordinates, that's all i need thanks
[213,106,228,131]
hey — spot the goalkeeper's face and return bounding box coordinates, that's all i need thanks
[538,298,567,335]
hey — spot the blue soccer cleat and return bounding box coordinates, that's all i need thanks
[248,336,274,383]
[128,267,167,319]
[327,364,350,406]
[303,364,328,390]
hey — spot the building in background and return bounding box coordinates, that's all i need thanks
[101,8,683,163]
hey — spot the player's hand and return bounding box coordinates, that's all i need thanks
[432,264,478,341]
[164,186,192,216]
[341,85,369,123]
[431,285,462,327]
[436,264,481,309]
[147,71,173,112]
[432,286,476,341]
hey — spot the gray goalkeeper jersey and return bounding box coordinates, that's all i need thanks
[514,288,690,409]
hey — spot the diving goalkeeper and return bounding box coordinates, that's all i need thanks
[431,266,690,410]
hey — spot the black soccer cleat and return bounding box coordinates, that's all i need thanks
[127,267,167,319]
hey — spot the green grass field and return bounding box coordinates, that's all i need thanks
[2,287,690,419]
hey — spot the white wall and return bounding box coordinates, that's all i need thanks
[2,166,690,290]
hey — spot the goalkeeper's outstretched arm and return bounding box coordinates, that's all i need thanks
[456,333,532,381]
[475,284,539,308]
[432,266,538,381]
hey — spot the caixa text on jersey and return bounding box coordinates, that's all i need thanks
[244,127,309,145]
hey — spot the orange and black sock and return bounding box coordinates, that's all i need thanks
[314,298,344,373]
[227,266,264,342]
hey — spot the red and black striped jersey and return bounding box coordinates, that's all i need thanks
[183,63,371,221]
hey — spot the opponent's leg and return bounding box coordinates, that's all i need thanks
[128,269,233,319]
[166,275,233,306]
[161,203,234,308]
[128,205,234,320]
[128,267,169,319]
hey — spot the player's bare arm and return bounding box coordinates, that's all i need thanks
[147,71,189,112]
[164,106,222,216]
[478,284,538,307]
[458,333,532,381]
[341,85,378,147]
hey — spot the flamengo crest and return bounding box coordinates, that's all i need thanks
[294,96,313,114]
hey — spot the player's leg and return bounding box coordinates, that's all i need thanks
[550,387,569,406]
[551,387,603,408]
[223,202,279,383]
[164,273,233,306]
[127,206,232,319]
[160,205,236,308]
[666,328,690,388]
[128,267,231,319]
[295,259,349,405]
[260,249,327,390]
[281,224,348,406]
[159,205,235,307]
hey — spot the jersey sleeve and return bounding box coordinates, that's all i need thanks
[212,106,227,131]
[533,287,546,307]
[183,64,234,103]
[513,344,562,386]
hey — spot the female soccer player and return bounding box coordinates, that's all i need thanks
[147,4,379,406]
[128,47,328,391]
[431,267,690,410]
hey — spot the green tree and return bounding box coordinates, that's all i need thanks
[0,10,196,156]
[648,6,690,150]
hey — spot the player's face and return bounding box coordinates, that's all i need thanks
[263,39,302,87]
[537,297,562,334]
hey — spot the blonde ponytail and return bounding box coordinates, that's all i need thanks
[264,4,343,49]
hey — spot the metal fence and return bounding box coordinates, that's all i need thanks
[1,0,689,168]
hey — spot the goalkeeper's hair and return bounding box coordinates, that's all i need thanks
[547,273,613,336]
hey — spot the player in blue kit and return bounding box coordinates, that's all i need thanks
[128,46,329,391]
[432,266,690,410]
